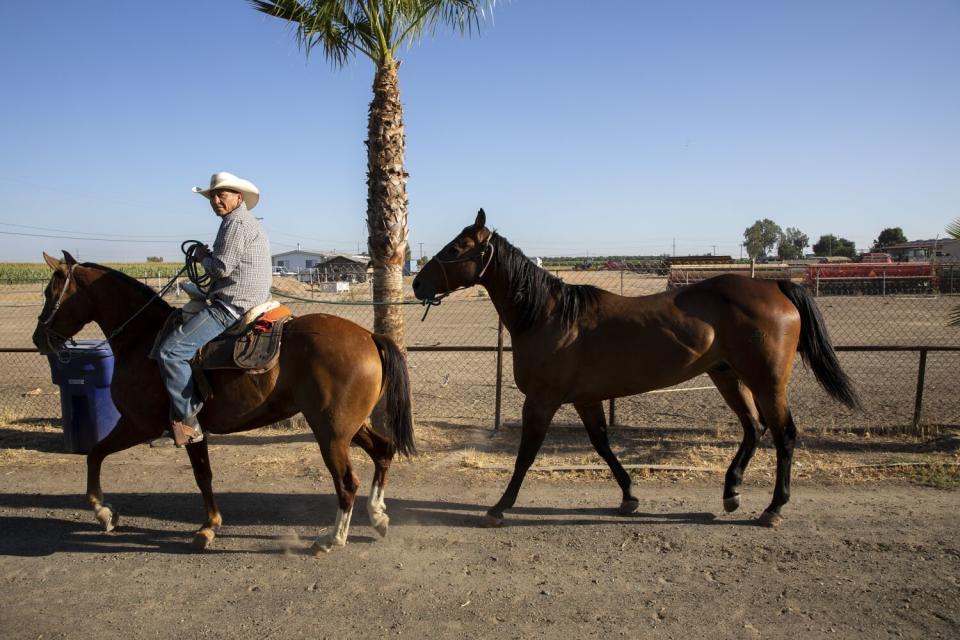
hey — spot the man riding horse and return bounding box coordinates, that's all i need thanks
[156,171,271,446]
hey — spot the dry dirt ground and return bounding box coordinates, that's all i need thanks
[1,420,959,639]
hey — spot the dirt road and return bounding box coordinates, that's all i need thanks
[1,423,958,639]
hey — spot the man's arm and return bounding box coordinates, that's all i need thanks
[201,218,248,279]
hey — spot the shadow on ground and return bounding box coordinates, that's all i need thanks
[0,491,743,557]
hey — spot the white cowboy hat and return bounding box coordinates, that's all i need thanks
[192,171,260,210]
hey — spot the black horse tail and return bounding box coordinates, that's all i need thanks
[777,280,861,410]
[371,333,416,457]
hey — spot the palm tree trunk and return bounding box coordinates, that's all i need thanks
[366,59,408,350]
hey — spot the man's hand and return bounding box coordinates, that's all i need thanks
[193,245,211,261]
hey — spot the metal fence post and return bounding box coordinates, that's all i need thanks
[494,318,504,430]
[608,398,616,427]
[912,349,928,435]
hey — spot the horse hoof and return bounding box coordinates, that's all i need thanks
[192,528,215,551]
[618,498,640,515]
[757,511,784,528]
[94,505,118,532]
[480,513,505,528]
[372,514,390,538]
[723,494,741,513]
[310,539,344,556]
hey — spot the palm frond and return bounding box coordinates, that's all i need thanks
[946,218,960,241]
[392,0,495,51]
[249,0,379,65]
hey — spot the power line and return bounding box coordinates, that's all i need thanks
[0,221,203,240]
[0,230,185,244]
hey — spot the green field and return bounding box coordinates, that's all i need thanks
[0,262,186,282]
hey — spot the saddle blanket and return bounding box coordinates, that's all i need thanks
[149,304,293,374]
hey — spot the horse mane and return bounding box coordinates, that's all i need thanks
[81,262,173,312]
[489,233,603,333]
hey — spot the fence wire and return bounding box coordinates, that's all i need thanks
[2,269,958,431]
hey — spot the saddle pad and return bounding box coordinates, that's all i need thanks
[194,314,292,374]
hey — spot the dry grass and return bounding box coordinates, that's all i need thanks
[2,418,957,489]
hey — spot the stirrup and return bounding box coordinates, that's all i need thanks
[171,421,203,446]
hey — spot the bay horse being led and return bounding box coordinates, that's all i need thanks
[33,252,414,553]
[413,210,859,528]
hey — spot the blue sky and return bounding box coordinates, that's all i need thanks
[1,0,958,262]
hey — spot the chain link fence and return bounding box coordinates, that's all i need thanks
[2,268,958,432]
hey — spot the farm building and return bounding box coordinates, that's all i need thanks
[316,254,369,283]
[882,239,960,263]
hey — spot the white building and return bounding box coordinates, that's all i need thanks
[271,249,333,273]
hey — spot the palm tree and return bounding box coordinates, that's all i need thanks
[947,219,960,326]
[250,0,495,349]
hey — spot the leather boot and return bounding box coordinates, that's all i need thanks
[171,414,203,446]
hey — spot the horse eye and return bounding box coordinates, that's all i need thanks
[446,247,457,257]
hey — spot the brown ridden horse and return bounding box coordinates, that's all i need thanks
[32,252,415,553]
[413,210,859,528]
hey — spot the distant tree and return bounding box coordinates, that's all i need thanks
[743,219,782,259]
[813,234,856,258]
[871,227,907,252]
[777,227,809,260]
[146,256,164,263]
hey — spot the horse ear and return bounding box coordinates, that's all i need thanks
[475,208,486,229]
[62,251,78,266]
[43,252,62,271]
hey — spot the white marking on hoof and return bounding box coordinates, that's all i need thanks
[367,482,389,538]
[94,504,118,532]
[757,510,784,528]
[311,507,353,555]
[480,513,504,528]
[618,498,640,515]
[192,528,215,551]
[723,494,741,513]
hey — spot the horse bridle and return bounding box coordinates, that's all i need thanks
[36,262,189,359]
[37,264,79,355]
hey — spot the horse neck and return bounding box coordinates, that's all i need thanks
[80,268,169,353]
[479,238,547,335]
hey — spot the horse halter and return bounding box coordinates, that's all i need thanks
[431,234,496,299]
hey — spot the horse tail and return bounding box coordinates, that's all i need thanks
[371,333,416,457]
[777,280,861,410]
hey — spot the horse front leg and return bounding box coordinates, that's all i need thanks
[484,397,558,528]
[185,439,222,550]
[85,416,158,532]
[574,401,638,515]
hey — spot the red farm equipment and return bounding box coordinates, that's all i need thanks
[804,261,934,296]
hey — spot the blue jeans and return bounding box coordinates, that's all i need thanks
[156,304,235,421]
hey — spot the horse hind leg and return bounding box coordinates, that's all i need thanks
[352,420,393,538]
[573,401,638,515]
[708,368,764,514]
[309,425,361,555]
[748,387,797,528]
[85,416,158,532]
[185,439,222,550]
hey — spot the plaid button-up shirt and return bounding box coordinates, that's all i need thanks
[201,203,271,313]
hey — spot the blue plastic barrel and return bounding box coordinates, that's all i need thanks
[47,340,121,454]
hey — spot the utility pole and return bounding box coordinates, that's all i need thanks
[712,245,717,256]
[672,238,676,257]
[419,242,423,260]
